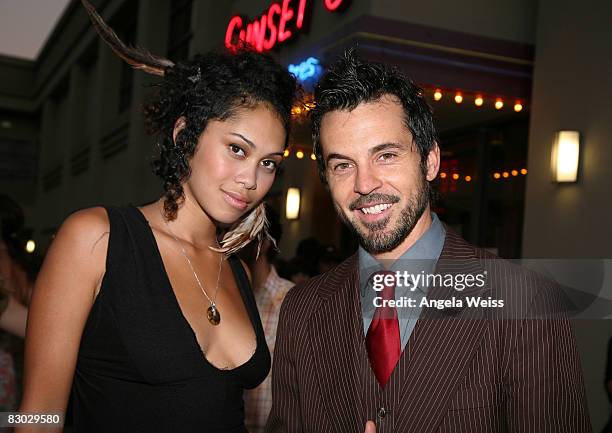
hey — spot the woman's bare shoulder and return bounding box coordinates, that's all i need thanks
[42,207,111,287]
[60,206,109,235]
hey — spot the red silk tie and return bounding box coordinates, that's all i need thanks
[366,271,401,387]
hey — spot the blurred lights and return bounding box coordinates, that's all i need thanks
[428,89,526,114]
[291,101,314,118]
[492,169,528,180]
[284,149,320,161]
[438,171,474,183]
[26,240,36,253]
[286,188,301,220]
[437,167,527,183]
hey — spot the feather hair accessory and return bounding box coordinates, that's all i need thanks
[210,203,277,258]
[81,0,174,76]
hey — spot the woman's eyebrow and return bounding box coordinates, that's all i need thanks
[230,132,284,157]
[230,132,255,148]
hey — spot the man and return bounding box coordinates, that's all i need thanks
[241,205,294,433]
[266,51,591,433]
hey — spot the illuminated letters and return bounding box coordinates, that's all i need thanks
[288,57,321,81]
[324,0,344,11]
[225,0,347,52]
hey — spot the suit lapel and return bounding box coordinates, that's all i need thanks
[309,254,366,433]
[393,229,491,432]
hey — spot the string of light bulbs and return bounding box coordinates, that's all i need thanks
[283,148,317,161]
[425,86,525,112]
[290,88,527,117]
[282,149,528,181]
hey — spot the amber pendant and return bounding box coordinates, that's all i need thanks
[207,304,221,326]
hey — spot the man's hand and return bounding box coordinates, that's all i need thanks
[364,421,376,433]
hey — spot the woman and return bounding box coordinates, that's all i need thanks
[18,2,298,432]
[0,195,31,411]
[0,285,27,411]
[0,194,32,339]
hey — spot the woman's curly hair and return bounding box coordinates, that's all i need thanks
[144,47,298,220]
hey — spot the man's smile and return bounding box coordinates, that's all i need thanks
[354,202,395,224]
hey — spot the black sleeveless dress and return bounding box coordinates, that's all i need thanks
[71,206,271,433]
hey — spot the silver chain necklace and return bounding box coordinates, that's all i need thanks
[165,223,224,326]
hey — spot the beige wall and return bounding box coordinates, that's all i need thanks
[523,0,612,428]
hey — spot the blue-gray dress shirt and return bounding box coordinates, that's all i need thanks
[359,212,446,350]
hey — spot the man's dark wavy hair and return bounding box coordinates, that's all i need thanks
[310,49,438,186]
[144,47,298,219]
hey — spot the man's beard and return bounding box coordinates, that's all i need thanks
[335,176,430,255]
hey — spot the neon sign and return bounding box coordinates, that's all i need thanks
[288,57,321,82]
[324,0,344,11]
[225,0,348,52]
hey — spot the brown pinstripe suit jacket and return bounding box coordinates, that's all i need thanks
[266,229,592,433]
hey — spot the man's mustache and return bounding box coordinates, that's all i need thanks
[348,193,400,211]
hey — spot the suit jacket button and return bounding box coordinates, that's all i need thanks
[377,407,387,419]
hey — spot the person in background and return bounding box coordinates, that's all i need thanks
[317,245,344,274]
[603,336,612,433]
[0,283,28,411]
[0,194,33,326]
[240,205,294,433]
[278,256,311,285]
[295,237,322,277]
[0,195,31,411]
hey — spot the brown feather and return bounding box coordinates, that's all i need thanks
[211,203,273,258]
[81,0,174,76]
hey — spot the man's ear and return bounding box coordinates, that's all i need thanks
[172,116,187,145]
[425,141,441,181]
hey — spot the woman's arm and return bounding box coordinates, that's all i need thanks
[17,207,109,432]
[0,294,28,338]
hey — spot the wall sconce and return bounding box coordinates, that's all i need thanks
[285,187,301,220]
[551,130,580,182]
